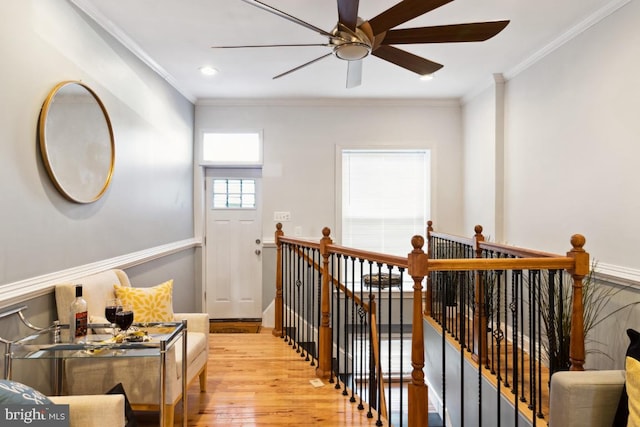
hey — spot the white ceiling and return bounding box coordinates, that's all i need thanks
[71,0,625,102]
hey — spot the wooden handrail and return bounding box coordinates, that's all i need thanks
[429,231,475,246]
[426,257,575,271]
[478,241,562,259]
[278,236,321,249]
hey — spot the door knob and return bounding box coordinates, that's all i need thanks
[255,249,261,255]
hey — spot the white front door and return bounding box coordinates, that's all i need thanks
[205,169,262,319]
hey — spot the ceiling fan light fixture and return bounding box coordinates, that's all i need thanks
[334,43,370,61]
[420,73,434,81]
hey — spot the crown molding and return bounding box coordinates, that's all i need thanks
[462,0,631,105]
[69,0,197,104]
[196,97,461,108]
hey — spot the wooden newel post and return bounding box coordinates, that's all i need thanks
[408,235,429,427]
[273,223,284,338]
[567,234,588,371]
[316,227,333,378]
[424,221,434,316]
[472,225,488,364]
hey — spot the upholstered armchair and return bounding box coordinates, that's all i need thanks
[54,269,208,427]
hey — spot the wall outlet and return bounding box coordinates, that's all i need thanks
[294,226,302,236]
[273,211,291,221]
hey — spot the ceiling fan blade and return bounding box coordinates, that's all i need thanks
[346,59,362,88]
[372,45,443,75]
[337,0,360,32]
[273,52,333,80]
[212,43,331,49]
[367,0,453,35]
[240,0,334,38]
[382,21,510,44]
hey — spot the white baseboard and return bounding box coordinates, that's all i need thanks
[262,299,275,328]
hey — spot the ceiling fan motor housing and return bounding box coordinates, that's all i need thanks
[331,25,372,61]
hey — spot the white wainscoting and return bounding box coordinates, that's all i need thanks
[0,238,201,308]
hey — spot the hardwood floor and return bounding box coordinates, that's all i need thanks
[137,329,390,426]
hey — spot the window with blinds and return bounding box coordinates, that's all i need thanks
[341,150,430,257]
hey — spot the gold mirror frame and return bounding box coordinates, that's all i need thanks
[39,81,115,203]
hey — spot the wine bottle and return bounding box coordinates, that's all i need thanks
[69,284,88,343]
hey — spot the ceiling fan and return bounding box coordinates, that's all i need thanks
[212,0,509,88]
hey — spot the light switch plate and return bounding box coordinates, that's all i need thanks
[273,211,291,221]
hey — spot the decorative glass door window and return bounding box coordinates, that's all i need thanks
[212,179,256,209]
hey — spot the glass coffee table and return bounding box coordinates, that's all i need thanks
[7,321,187,427]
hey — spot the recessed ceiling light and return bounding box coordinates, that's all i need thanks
[199,66,218,76]
[420,74,434,81]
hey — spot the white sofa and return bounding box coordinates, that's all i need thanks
[54,269,208,427]
[549,370,625,427]
[49,394,125,427]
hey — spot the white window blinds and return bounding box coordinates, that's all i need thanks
[342,150,430,257]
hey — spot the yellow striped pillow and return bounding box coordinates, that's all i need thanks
[114,280,174,323]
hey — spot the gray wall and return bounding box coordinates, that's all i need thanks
[0,0,197,351]
[462,1,640,370]
[195,100,465,243]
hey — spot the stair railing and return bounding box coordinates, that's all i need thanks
[273,222,589,427]
[274,224,420,426]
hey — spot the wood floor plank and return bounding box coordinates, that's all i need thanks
[137,329,390,426]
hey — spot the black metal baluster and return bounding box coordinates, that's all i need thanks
[367,294,374,419]
[385,265,393,425]
[300,247,308,359]
[442,265,448,427]
[558,272,566,371]
[335,255,343,391]
[398,267,405,427]
[460,269,466,427]
[548,270,557,376]
[367,261,374,420]
[310,248,317,366]
[330,254,342,384]
[357,302,366,411]
[289,244,295,346]
[295,247,302,353]
[537,271,544,421]
[494,270,503,427]
[350,262,357,403]
[330,254,339,384]
[512,270,520,427]
[528,270,534,413]
[283,243,288,343]
[358,259,366,411]
[518,270,525,408]
[501,268,509,391]
[343,257,353,397]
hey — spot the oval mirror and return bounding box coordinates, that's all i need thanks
[39,81,115,203]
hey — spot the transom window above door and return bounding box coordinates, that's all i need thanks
[202,132,262,165]
[212,179,256,209]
